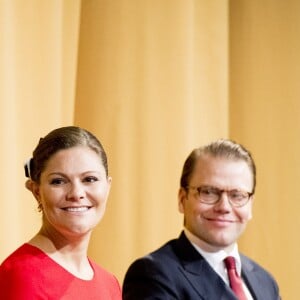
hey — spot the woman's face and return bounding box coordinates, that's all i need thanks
[31,146,111,239]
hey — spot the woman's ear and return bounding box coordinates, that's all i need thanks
[25,179,32,191]
[25,180,43,211]
[25,179,41,201]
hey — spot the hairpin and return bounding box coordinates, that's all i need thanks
[24,158,32,178]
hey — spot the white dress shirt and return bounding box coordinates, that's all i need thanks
[184,228,253,300]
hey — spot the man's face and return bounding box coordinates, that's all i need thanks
[178,154,254,252]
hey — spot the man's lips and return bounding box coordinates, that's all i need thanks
[203,217,237,226]
[206,217,235,222]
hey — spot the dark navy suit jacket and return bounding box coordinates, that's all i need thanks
[123,232,280,300]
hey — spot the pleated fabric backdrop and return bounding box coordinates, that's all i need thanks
[1,1,299,298]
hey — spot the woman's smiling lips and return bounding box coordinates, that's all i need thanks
[61,206,92,212]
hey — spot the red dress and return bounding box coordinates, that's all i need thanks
[0,243,122,299]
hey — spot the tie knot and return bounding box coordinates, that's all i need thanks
[224,256,236,270]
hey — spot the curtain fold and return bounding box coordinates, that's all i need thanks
[0,0,80,259]
[73,0,228,281]
[2,1,297,298]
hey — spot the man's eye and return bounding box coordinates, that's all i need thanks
[201,189,211,195]
[230,191,245,199]
[201,188,218,196]
[50,178,65,185]
[84,176,99,183]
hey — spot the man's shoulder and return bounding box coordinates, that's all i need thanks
[125,234,185,275]
[240,253,269,271]
[240,253,278,281]
[133,237,179,266]
[240,253,280,298]
[127,231,201,274]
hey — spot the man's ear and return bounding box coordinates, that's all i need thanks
[178,187,187,213]
[248,195,255,220]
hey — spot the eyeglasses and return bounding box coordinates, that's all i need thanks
[185,185,253,207]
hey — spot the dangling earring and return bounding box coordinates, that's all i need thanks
[37,202,43,212]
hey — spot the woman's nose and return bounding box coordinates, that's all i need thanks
[67,182,85,200]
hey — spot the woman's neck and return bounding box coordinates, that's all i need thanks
[28,229,93,280]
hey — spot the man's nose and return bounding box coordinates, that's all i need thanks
[213,191,232,211]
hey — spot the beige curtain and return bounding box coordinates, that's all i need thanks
[0,0,80,256]
[230,1,300,299]
[74,0,228,282]
[1,0,299,298]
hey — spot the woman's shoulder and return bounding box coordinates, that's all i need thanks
[0,243,50,296]
[1,243,45,269]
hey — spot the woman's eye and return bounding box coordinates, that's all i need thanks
[50,178,65,185]
[84,176,99,183]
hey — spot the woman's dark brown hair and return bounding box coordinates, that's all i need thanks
[25,126,108,183]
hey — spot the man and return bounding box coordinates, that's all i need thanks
[123,139,280,299]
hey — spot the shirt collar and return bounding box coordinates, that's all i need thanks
[184,228,242,276]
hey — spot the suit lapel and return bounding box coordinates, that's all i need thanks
[241,255,265,300]
[174,232,237,300]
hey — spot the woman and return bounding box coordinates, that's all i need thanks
[0,126,122,299]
